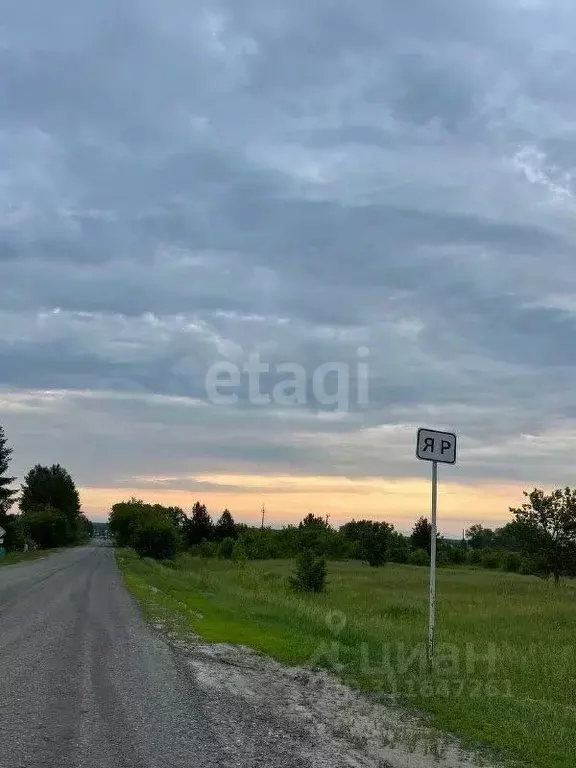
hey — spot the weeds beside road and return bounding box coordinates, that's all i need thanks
[0,548,64,566]
[117,550,576,768]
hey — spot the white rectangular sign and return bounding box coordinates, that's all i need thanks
[416,428,457,464]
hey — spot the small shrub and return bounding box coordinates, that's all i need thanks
[480,549,501,569]
[389,546,409,564]
[289,550,327,593]
[467,548,482,566]
[408,548,429,567]
[445,546,467,565]
[219,537,235,559]
[132,516,178,560]
[519,557,535,576]
[232,540,247,564]
[199,540,218,558]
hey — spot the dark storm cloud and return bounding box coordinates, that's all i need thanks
[2,0,576,493]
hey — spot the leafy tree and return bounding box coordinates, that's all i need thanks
[341,519,393,566]
[0,425,17,516]
[492,521,525,552]
[22,507,72,548]
[214,509,237,542]
[510,487,576,585]
[465,524,495,550]
[184,501,213,546]
[109,498,147,546]
[160,505,187,531]
[289,550,327,593]
[20,464,81,521]
[132,514,178,560]
[411,516,432,554]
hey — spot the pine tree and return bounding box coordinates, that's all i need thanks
[214,509,237,541]
[0,425,17,516]
[184,501,213,546]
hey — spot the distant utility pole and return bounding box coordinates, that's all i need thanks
[261,503,266,529]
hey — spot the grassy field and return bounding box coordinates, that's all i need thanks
[0,548,63,566]
[117,551,576,768]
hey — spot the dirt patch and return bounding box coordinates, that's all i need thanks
[159,626,504,768]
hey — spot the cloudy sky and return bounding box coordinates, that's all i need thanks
[2,0,576,534]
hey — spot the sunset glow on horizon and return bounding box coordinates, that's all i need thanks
[80,473,525,537]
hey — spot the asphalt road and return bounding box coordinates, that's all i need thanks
[0,542,357,768]
[0,542,222,768]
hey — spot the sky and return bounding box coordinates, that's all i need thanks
[2,1,576,535]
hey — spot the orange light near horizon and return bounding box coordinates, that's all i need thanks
[80,473,524,535]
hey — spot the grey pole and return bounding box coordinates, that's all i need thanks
[428,460,438,665]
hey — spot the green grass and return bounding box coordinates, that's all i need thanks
[0,548,64,566]
[116,551,576,768]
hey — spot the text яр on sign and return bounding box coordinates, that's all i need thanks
[416,428,457,464]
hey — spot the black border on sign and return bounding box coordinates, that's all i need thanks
[416,427,457,464]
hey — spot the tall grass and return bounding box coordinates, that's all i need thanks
[117,551,576,768]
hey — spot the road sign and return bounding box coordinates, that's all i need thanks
[416,428,456,464]
[0,525,5,538]
[416,427,458,664]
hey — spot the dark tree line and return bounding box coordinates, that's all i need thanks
[0,424,91,552]
[108,486,576,585]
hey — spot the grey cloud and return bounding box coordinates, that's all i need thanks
[3,0,576,503]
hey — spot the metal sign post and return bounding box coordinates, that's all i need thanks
[416,428,457,665]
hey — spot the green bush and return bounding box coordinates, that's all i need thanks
[22,507,73,549]
[199,540,218,558]
[2,515,26,552]
[480,549,502,569]
[504,552,522,572]
[289,550,327,593]
[232,540,247,564]
[408,548,429,566]
[218,537,235,559]
[519,557,536,576]
[132,516,178,560]
[467,548,482,566]
[389,545,410,564]
[445,545,467,565]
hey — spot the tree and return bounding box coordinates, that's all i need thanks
[289,550,327,593]
[0,425,17,516]
[156,505,186,531]
[298,513,331,555]
[109,498,148,547]
[492,521,525,552]
[510,487,576,585]
[20,464,81,521]
[340,519,392,566]
[22,507,71,549]
[214,509,237,542]
[132,514,178,560]
[465,524,495,550]
[411,516,432,554]
[184,501,213,546]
